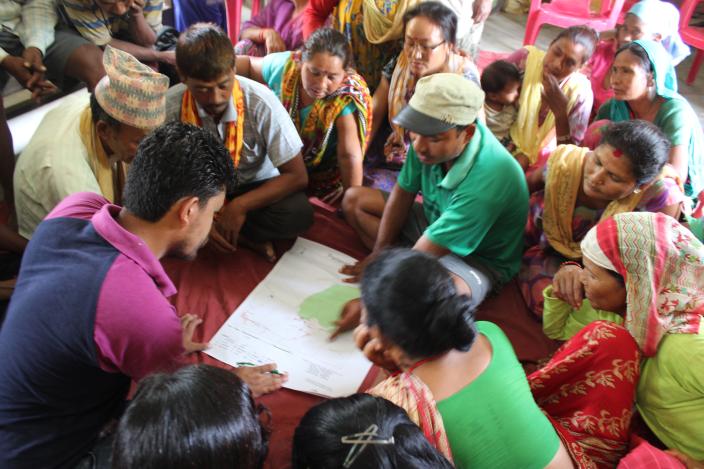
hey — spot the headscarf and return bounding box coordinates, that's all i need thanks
[599,39,704,198]
[581,212,704,356]
[606,40,678,125]
[628,0,691,66]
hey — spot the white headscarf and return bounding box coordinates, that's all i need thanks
[628,0,691,65]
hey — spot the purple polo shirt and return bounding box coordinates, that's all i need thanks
[47,192,184,380]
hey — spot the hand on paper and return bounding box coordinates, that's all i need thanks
[181,314,209,353]
[552,264,584,310]
[339,254,373,283]
[235,363,288,397]
[330,298,362,340]
[353,324,398,372]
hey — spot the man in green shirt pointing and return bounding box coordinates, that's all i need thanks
[335,73,528,337]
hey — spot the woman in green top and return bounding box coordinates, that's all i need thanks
[355,248,639,468]
[544,211,704,462]
[595,39,704,199]
[236,28,372,204]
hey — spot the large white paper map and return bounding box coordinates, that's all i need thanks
[205,238,372,398]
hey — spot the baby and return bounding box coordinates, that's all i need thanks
[480,60,521,145]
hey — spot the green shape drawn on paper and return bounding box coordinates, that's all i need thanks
[298,284,360,330]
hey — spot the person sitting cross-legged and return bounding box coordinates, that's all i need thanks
[14,46,168,239]
[0,122,285,469]
[333,73,528,337]
[166,23,313,260]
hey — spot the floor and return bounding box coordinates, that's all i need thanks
[480,12,704,125]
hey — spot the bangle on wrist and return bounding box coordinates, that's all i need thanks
[560,261,581,269]
[258,29,267,43]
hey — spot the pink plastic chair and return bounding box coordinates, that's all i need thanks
[224,0,263,44]
[680,0,704,85]
[617,0,638,24]
[523,0,628,45]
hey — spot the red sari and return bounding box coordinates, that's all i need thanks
[529,321,641,468]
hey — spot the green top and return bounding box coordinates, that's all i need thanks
[596,96,703,197]
[437,321,560,468]
[542,290,704,459]
[397,122,529,284]
[542,285,624,340]
[261,52,355,171]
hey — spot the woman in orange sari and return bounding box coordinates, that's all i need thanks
[237,28,372,204]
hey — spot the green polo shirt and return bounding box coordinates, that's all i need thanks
[397,121,528,284]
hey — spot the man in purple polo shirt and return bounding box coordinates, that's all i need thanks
[0,122,286,469]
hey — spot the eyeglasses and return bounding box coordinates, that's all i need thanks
[404,39,446,55]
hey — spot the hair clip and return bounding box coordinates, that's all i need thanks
[341,424,395,468]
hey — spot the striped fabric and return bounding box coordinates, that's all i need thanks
[94,46,168,129]
[0,0,58,61]
[60,0,162,46]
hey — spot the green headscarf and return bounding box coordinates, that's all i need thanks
[608,39,679,122]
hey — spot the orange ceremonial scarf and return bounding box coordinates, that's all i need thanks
[180,79,245,168]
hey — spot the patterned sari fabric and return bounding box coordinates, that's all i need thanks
[518,146,685,318]
[580,212,704,357]
[367,372,454,463]
[280,53,372,202]
[528,321,641,468]
[384,52,479,166]
[333,0,404,90]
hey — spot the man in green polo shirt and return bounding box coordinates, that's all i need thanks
[335,73,528,336]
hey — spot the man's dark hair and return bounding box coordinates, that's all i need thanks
[112,365,269,469]
[90,93,121,128]
[176,22,236,81]
[481,60,521,94]
[599,119,670,185]
[122,122,235,221]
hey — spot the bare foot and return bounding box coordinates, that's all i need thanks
[239,237,277,263]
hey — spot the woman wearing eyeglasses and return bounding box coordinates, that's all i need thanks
[502,26,597,171]
[367,1,480,168]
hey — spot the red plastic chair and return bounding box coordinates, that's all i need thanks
[224,0,263,44]
[680,0,704,85]
[523,0,628,45]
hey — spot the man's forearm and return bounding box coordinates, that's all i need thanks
[127,13,157,47]
[374,184,415,252]
[108,38,159,62]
